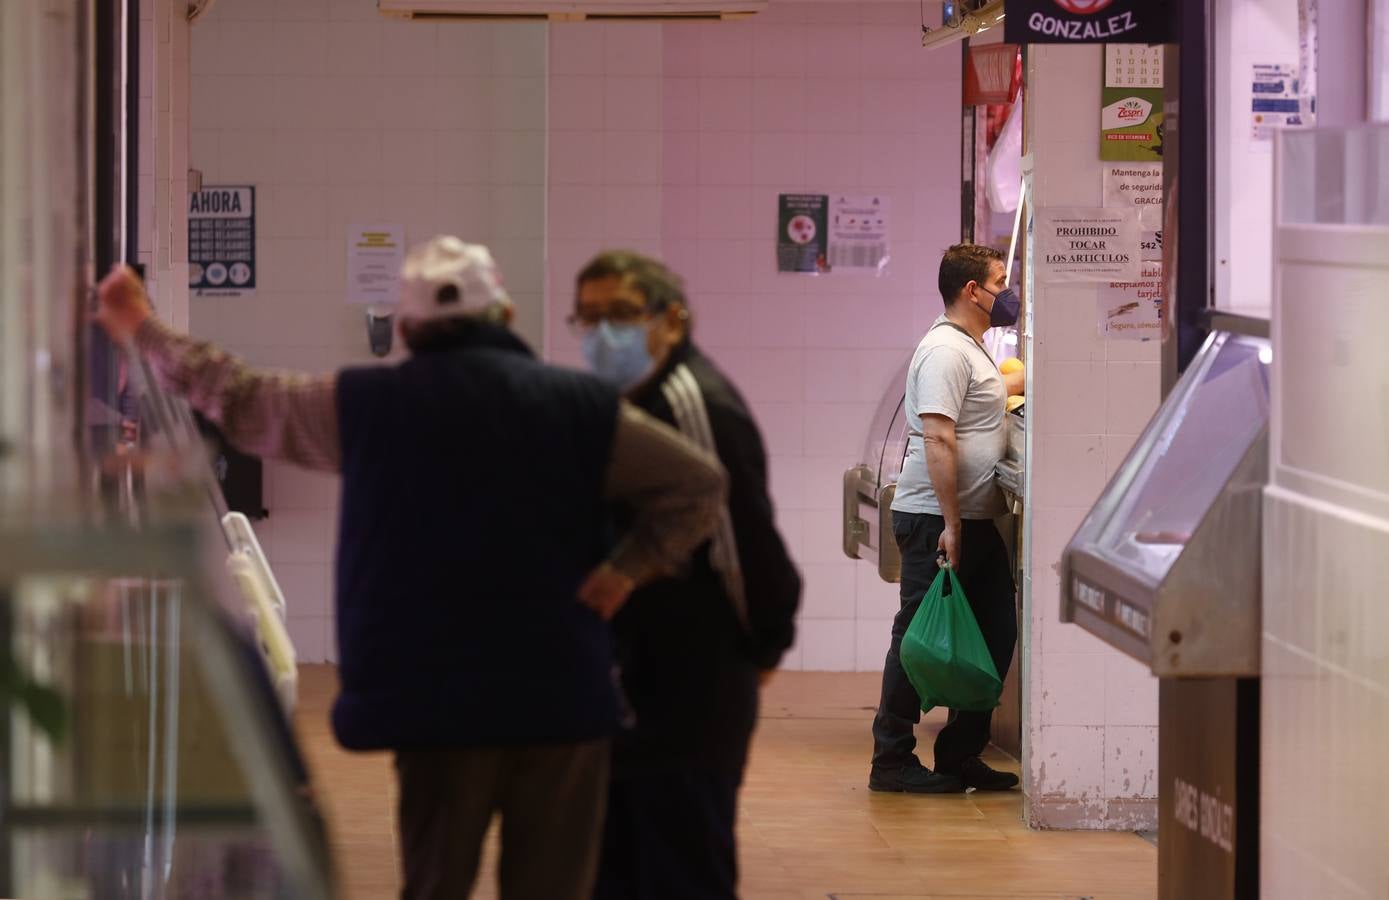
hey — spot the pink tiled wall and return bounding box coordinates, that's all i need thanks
[189,0,548,660]
[546,4,961,672]
[184,1,961,671]
[1022,44,1160,829]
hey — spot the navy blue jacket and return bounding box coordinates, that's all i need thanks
[330,323,622,751]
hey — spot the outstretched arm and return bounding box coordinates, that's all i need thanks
[97,265,342,472]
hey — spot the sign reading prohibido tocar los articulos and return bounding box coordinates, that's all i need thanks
[1004,0,1174,45]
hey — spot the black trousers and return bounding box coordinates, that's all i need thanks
[871,511,1017,773]
[592,768,741,900]
[395,739,610,900]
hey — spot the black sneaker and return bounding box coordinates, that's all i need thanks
[868,762,965,794]
[946,757,1019,791]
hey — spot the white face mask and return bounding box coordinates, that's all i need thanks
[581,322,653,388]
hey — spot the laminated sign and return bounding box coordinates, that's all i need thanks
[1037,207,1141,283]
[777,194,829,274]
[189,186,255,297]
[1004,0,1174,45]
[1251,62,1310,142]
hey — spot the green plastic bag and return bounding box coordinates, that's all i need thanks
[899,563,1002,713]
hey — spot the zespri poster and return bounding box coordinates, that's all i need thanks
[1101,45,1164,162]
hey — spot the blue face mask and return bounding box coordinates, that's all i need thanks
[976,285,1021,328]
[582,322,653,388]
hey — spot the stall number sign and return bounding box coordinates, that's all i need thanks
[189,186,255,296]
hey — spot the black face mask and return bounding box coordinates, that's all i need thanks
[975,284,1021,328]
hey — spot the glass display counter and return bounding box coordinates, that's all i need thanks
[1061,330,1271,676]
[0,349,333,898]
[0,505,334,899]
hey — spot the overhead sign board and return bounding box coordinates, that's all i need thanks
[1004,0,1174,45]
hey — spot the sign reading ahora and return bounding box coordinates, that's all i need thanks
[1004,0,1174,45]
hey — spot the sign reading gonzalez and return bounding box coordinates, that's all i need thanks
[1004,0,1173,45]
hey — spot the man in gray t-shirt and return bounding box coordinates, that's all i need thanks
[869,243,1026,795]
[892,318,1009,521]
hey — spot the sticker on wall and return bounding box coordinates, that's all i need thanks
[347,224,405,305]
[828,195,891,274]
[1101,45,1164,162]
[1097,259,1163,340]
[1036,206,1142,283]
[776,194,829,274]
[189,186,255,297]
[1102,163,1163,257]
[1251,62,1309,145]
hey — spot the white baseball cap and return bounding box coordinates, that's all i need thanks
[398,236,512,322]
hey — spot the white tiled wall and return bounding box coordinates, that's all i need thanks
[1262,488,1389,898]
[546,3,959,671]
[1021,44,1160,829]
[188,0,547,660]
[1262,182,1389,894]
[138,0,191,330]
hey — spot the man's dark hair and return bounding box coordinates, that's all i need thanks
[937,243,1004,307]
[575,250,689,314]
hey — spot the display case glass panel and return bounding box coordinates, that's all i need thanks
[1084,332,1270,587]
[1062,330,1271,675]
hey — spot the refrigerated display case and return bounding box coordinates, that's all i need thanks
[0,1,329,891]
[1060,330,1271,677]
[0,499,334,898]
[1059,327,1272,900]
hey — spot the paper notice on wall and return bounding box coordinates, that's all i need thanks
[1102,163,1163,257]
[1098,259,1163,340]
[1252,62,1309,145]
[1037,207,1142,283]
[347,224,405,305]
[827,194,890,274]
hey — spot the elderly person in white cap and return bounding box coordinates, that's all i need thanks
[95,238,727,900]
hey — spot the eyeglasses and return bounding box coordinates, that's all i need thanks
[566,304,650,336]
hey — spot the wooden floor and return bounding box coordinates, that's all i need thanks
[293,665,1156,899]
